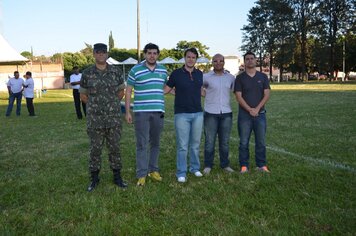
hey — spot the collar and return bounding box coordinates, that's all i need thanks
[181,65,197,74]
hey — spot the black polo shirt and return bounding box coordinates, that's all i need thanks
[166,66,203,114]
[234,71,270,111]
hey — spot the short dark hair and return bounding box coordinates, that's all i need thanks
[73,66,79,70]
[26,71,32,76]
[243,51,256,60]
[143,43,160,54]
[184,48,199,58]
[14,71,19,74]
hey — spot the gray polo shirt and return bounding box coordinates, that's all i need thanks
[203,70,235,114]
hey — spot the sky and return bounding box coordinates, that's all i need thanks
[1,0,256,57]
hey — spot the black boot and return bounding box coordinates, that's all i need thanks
[113,169,128,189]
[87,171,100,192]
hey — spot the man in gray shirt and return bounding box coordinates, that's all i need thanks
[202,54,235,174]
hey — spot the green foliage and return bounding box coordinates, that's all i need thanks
[20,51,32,59]
[0,84,356,234]
[242,0,356,80]
[175,40,210,58]
[62,52,91,78]
[109,31,115,52]
[109,48,137,62]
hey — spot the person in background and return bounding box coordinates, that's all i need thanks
[5,71,24,117]
[202,54,235,175]
[164,48,204,183]
[234,51,271,173]
[80,43,127,192]
[70,66,86,119]
[23,71,36,116]
[125,43,168,186]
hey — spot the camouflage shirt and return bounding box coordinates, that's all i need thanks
[80,64,125,128]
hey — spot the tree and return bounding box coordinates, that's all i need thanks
[174,40,210,59]
[62,52,89,78]
[241,4,268,72]
[109,31,115,52]
[21,51,32,60]
[288,0,318,81]
[315,0,353,78]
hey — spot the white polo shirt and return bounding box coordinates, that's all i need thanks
[24,77,35,98]
[7,77,24,93]
[70,73,82,89]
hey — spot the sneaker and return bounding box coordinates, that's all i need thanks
[194,171,203,177]
[203,167,211,175]
[137,177,146,186]
[224,166,235,173]
[148,171,162,181]
[177,177,186,183]
[257,166,270,173]
[240,166,249,174]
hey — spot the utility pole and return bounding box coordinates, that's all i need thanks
[137,0,141,63]
[342,36,345,82]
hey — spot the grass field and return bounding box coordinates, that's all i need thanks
[0,83,355,235]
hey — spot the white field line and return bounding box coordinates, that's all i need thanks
[229,136,356,173]
[163,118,356,173]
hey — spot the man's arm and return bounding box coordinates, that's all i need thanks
[255,89,270,112]
[235,91,253,114]
[125,85,133,124]
[164,85,173,94]
[7,86,12,94]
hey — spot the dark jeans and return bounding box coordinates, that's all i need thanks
[73,89,86,119]
[238,109,267,168]
[6,92,22,116]
[26,97,35,116]
[204,112,232,168]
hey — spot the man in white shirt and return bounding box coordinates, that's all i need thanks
[202,54,236,174]
[5,71,24,117]
[23,71,36,116]
[70,66,86,119]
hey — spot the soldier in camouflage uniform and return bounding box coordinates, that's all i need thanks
[79,43,128,192]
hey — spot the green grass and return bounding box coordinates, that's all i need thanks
[0,83,355,235]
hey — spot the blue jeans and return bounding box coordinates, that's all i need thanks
[174,112,203,178]
[6,92,22,116]
[204,112,232,168]
[238,109,267,168]
[134,112,164,178]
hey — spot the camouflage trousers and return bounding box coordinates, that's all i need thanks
[87,125,122,173]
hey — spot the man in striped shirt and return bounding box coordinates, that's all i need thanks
[125,43,168,186]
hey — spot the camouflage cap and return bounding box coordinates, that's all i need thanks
[93,43,107,52]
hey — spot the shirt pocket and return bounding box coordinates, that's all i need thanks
[87,80,97,95]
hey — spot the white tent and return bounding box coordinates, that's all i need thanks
[106,57,122,65]
[158,57,177,64]
[122,57,138,65]
[197,57,210,63]
[120,57,138,78]
[177,58,185,64]
[0,34,29,63]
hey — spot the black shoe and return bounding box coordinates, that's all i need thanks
[114,179,128,188]
[87,178,100,192]
[87,171,100,192]
[113,169,128,189]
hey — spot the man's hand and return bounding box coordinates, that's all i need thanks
[249,108,259,117]
[125,112,132,124]
[80,94,88,104]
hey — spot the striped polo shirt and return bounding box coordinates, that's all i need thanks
[127,62,168,112]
